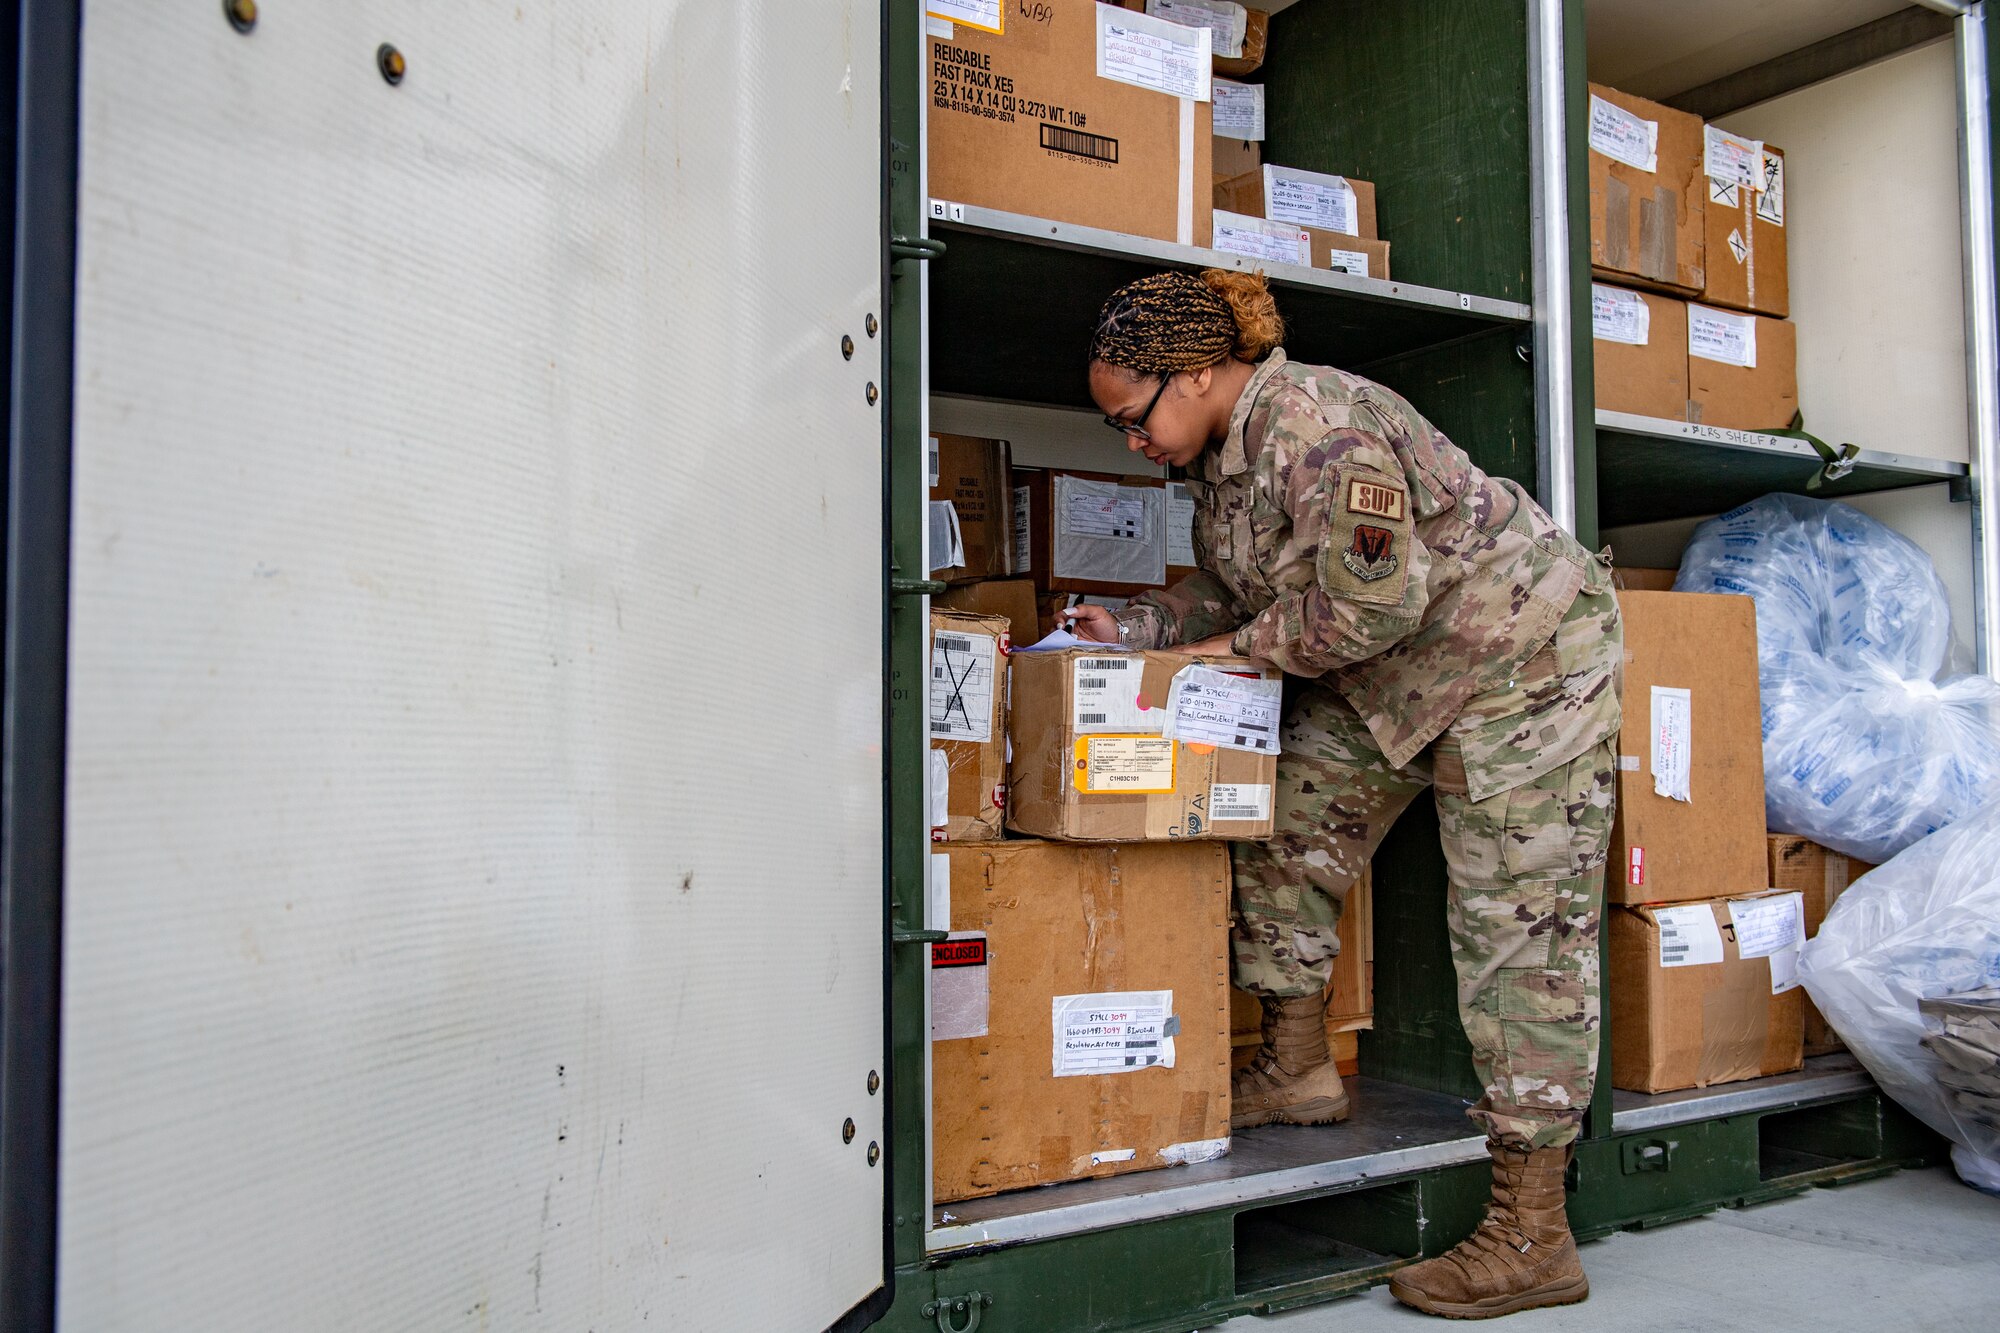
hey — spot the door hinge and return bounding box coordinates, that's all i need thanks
[922,1291,993,1333]
[891,235,948,264]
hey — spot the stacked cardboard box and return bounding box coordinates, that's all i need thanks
[930,434,1015,583]
[930,839,1234,1202]
[1606,590,1804,1092]
[1767,834,1875,1055]
[1212,166,1391,280]
[1589,84,1798,431]
[930,609,1011,842]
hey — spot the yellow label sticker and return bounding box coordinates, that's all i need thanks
[1074,735,1177,794]
[1344,476,1407,521]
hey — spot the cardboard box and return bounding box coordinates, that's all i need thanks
[1591,285,1688,421]
[930,839,1233,1202]
[1215,167,1379,240]
[928,2,1214,247]
[1214,135,1261,183]
[1702,144,1788,318]
[1306,227,1390,280]
[1767,834,1875,1055]
[1228,867,1373,1074]
[1018,467,1171,597]
[938,578,1042,650]
[1215,7,1268,78]
[1609,566,1678,592]
[930,433,1014,584]
[1609,591,1769,906]
[1609,893,1806,1093]
[930,610,1011,843]
[1687,306,1797,431]
[1008,647,1280,841]
[1588,83,1705,294]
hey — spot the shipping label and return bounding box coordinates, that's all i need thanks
[1097,4,1212,103]
[1209,782,1272,821]
[1729,892,1805,993]
[1164,664,1281,753]
[1147,0,1246,59]
[1064,488,1149,540]
[926,0,1002,34]
[1592,284,1650,346]
[1588,94,1658,172]
[931,628,998,743]
[1688,304,1757,368]
[1704,125,1763,190]
[1166,482,1196,567]
[1756,150,1785,226]
[1654,904,1725,968]
[1072,656,1158,731]
[1076,735,1177,792]
[1011,484,1032,575]
[1323,246,1371,278]
[1052,990,1177,1076]
[1211,77,1264,138]
[1264,166,1357,234]
[930,746,950,829]
[1649,685,1692,803]
[929,499,966,573]
[1212,210,1309,267]
[931,930,990,1042]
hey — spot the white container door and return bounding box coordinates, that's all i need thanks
[56,3,886,1328]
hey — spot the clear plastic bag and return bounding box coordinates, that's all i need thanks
[1673,494,2000,863]
[1800,800,2000,1185]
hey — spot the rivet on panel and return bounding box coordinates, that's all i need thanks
[867,1142,881,1166]
[867,1070,881,1095]
[224,0,258,34]
[865,382,879,406]
[842,335,855,360]
[378,43,407,85]
[842,1117,856,1144]
[865,314,879,337]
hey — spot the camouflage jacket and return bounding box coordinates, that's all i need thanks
[1116,350,1616,801]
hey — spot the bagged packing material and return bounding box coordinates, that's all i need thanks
[1702,141,1787,317]
[1610,891,1806,1093]
[930,609,1011,842]
[1800,800,2000,1193]
[1685,304,1797,431]
[928,0,1214,247]
[930,434,1014,583]
[1591,285,1688,421]
[931,839,1232,1202]
[1587,83,1705,294]
[1767,834,1875,1055]
[1675,494,2000,863]
[1008,647,1279,841]
[1607,591,1769,906]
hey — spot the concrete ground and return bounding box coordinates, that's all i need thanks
[1216,1167,2000,1332]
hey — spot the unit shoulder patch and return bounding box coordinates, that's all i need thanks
[1344,476,1407,521]
[1342,524,1400,582]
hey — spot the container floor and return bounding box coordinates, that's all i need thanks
[1214,1165,2000,1332]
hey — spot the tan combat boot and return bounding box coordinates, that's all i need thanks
[1229,994,1351,1130]
[1387,1142,1588,1319]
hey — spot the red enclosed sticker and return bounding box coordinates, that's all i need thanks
[931,937,988,969]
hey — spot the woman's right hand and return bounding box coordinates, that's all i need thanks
[1062,604,1122,643]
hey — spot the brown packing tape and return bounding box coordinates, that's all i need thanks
[1698,966,1769,1087]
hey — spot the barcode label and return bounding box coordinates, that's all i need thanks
[937,634,971,653]
[1040,122,1120,164]
[1654,904,1724,968]
[1073,652,1160,734]
[1079,659,1127,671]
[1213,805,1262,820]
[1209,784,1271,823]
[1079,713,1108,725]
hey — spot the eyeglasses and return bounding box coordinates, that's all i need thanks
[1103,373,1173,442]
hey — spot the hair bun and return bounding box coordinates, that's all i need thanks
[1199,269,1284,361]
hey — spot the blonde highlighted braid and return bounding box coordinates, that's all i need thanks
[1090,268,1285,374]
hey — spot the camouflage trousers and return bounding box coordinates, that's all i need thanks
[1232,593,1621,1151]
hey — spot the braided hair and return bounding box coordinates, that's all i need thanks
[1089,268,1284,375]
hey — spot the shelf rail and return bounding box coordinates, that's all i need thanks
[1527,0,1578,534]
[1954,4,2000,673]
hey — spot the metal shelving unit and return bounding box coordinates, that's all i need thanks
[1595,409,1970,526]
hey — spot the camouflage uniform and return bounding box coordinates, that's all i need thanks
[1115,350,1623,1151]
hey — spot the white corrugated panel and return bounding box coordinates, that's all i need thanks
[60,4,884,1328]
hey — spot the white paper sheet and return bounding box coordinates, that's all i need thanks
[1211,209,1309,266]
[1756,150,1785,225]
[1650,685,1692,803]
[1322,246,1371,277]
[1147,0,1246,58]
[926,0,1002,34]
[1073,655,1162,731]
[929,746,950,829]
[930,932,990,1041]
[1263,164,1357,234]
[1592,284,1650,346]
[1211,77,1264,138]
[1096,4,1211,102]
[1704,125,1763,189]
[930,627,997,743]
[1730,893,1805,996]
[1166,482,1196,567]
[1052,475,1167,586]
[1588,94,1658,172]
[928,499,965,573]
[1688,304,1757,368]
[1052,990,1177,1076]
[1163,664,1281,753]
[1654,904,1725,968]
[1209,783,1272,821]
[929,851,952,931]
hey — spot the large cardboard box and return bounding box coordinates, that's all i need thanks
[1608,591,1768,906]
[1229,868,1373,1074]
[938,578,1042,650]
[930,433,1014,584]
[930,610,1011,842]
[1610,566,1678,592]
[1213,135,1261,184]
[1208,212,1391,280]
[1008,647,1280,841]
[1767,834,1875,1055]
[1702,143,1788,318]
[1019,467,1171,597]
[928,2,1214,247]
[1610,892,1807,1093]
[930,839,1233,1202]
[1307,227,1390,281]
[1588,83,1705,295]
[1687,306,1798,431]
[1592,285,1688,421]
[1215,6,1268,78]
[1215,166,1379,240]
